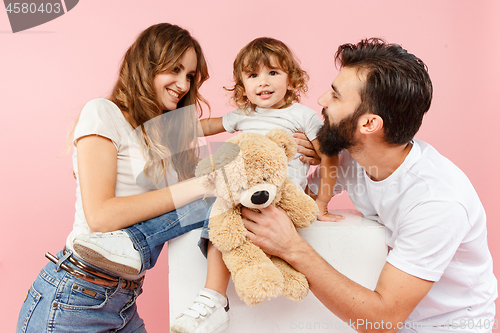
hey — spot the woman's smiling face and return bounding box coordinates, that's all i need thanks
[154,47,197,111]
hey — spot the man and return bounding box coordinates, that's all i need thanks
[242,38,497,332]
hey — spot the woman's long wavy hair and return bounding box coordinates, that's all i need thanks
[110,23,209,184]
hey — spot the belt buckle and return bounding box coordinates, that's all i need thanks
[45,252,97,283]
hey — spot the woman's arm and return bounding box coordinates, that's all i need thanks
[77,135,209,232]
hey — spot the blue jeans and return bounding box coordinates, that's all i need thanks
[124,197,215,273]
[17,250,146,333]
[17,198,214,332]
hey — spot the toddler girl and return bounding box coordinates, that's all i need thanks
[171,37,343,333]
[200,37,341,221]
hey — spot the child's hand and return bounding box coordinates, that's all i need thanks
[316,200,344,222]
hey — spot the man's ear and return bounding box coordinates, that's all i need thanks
[358,113,383,135]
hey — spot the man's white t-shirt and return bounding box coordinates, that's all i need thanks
[222,103,323,191]
[319,140,497,331]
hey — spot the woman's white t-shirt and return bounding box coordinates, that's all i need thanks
[66,98,162,252]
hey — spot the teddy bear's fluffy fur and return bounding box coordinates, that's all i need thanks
[195,129,318,306]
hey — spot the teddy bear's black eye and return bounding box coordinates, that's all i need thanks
[263,177,268,181]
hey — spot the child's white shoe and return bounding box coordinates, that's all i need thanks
[170,288,229,333]
[73,230,142,275]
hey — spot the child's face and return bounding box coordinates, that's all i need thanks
[241,58,291,109]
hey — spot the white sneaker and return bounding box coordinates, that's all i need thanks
[73,230,142,275]
[170,288,230,333]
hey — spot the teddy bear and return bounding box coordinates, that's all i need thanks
[195,129,319,306]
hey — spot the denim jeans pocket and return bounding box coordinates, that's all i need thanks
[16,283,42,333]
[51,286,140,331]
[67,282,107,307]
[49,284,126,331]
[54,281,110,311]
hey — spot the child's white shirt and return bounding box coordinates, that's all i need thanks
[222,103,323,190]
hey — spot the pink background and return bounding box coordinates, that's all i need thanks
[1,0,499,331]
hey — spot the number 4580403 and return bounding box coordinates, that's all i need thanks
[6,2,61,14]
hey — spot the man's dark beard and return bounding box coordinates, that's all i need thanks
[317,109,361,156]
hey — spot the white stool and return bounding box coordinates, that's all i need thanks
[168,209,387,332]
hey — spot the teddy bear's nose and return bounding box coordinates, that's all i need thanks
[251,191,269,205]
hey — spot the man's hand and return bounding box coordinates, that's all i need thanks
[242,205,303,260]
[294,132,321,165]
[242,205,434,332]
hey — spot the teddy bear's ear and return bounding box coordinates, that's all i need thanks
[266,129,297,161]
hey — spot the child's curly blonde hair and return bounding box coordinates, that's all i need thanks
[226,37,309,113]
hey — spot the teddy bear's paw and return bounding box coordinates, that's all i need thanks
[271,256,309,302]
[233,263,284,306]
[209,227,246,252]
[281,270,309,302]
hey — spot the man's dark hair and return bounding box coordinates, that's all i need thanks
[335,38,433,145]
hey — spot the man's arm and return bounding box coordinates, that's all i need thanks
[242,206,434,333]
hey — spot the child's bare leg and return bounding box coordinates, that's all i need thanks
[204,242,230,296]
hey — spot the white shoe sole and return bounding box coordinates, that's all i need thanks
[193,317,229,333]
[73,241,141,275]
[171,312,229,333]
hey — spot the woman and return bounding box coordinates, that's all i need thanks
[17,23,214,332]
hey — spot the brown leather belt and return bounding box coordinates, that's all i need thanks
[45,250,143,290]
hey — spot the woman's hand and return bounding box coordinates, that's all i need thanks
[293,132,321,165]
[196,173,216,197]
